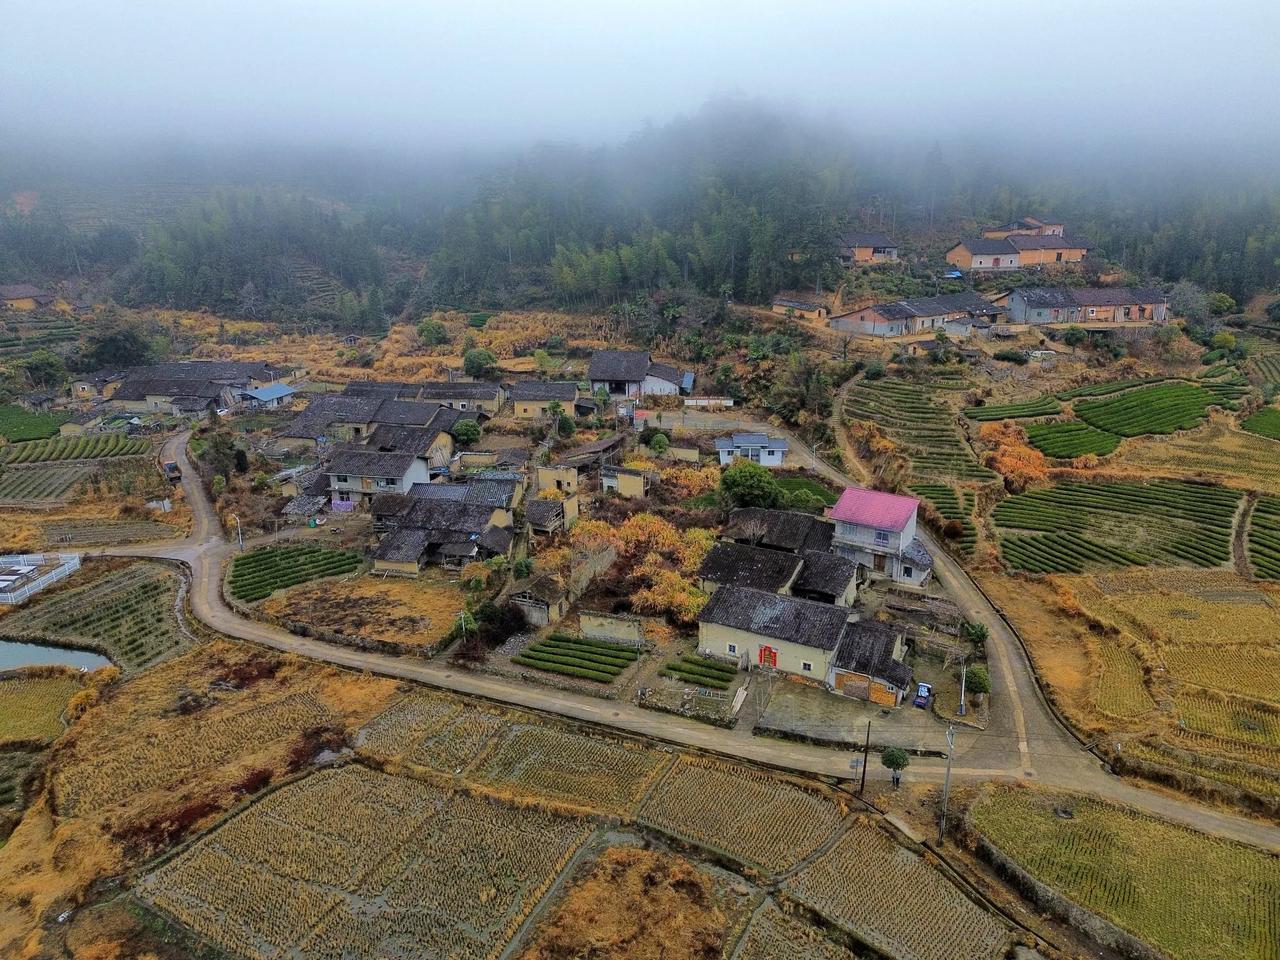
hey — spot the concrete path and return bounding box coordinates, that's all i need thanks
[98,428,1280,852]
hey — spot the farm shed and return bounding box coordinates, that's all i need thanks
[601,465,651,499]
[723,507,834,554]
[509,573,569,627]
[830,620,912,706]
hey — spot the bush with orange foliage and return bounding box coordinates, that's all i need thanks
[978,421,1049,492]
[658,465,719,499]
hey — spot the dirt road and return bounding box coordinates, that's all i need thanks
[102,429,1280,851]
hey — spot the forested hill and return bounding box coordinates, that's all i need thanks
[4,103,1280,322]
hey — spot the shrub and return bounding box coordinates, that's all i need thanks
[649,433,670,455]
[451,419,481,445]
[863,360,885,381]
[417,319,448,345]
[463,348,497,378]
[993,349,1029,365]
[880,747,910,772]
[966,664,991,695]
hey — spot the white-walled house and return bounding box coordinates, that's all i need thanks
[326,447,433,510]
[715,433,788,467]
[588,350,690,398]
[829,487,933,587]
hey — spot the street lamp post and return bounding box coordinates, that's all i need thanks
[958,658,968,717]
[230,513,243,552]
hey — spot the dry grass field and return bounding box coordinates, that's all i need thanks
[0,641,396,957]
[260,570,466,652]
[1109,417,1280,495]
[0,672,82,746]
[985,567,1280,805]
[969,785,1280,960]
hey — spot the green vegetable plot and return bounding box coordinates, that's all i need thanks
[512,633,641,683]
[229,545,363,602]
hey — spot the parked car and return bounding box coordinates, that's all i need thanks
[912,681,933,709]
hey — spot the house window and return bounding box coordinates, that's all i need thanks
[874,530,889,546]
[337,491,351,503]
[727,643,737,655]
[801,661,813,673]
[459,402,467,410]
[902,565,914,579]
[1088,308,1097,317]
[336,475,348,484]
[885,684,896,693]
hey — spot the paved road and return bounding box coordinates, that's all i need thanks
[103,429,1280,851]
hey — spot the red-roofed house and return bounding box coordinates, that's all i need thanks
[828,488,933,587]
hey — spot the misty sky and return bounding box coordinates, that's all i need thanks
[4,0,1279,152]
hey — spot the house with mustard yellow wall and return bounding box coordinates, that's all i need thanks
[771,294,828,321]
[601,464,651,499]
[981,216,1064,239]
[946,235,1089,272]
[0,284,57,311]
[510,381,580,419]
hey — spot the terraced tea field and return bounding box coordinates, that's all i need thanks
[228,544,363,602]
[969,787,1280,960]
[0,562,192,673]
[0,464,92,502]
[1242,407,1280,441]
[661,652,738,688]
[1243,335,1280,388]
[512,633,641,683]
[0,673,81,745]
[137,765,593,960]
[42,519,183,547]
[0,432,150,464]
[1074,381,1218,436]
[1111,421,1280,495]
[1023,421,1122,458]
[993,480,1239,572]
[963,395,1060,421]
[908,483,977,553]
[844,380,995,481]
[0,313,78,359]
[1054,376,1168,400]
[1249,496,1280,579]
[0,404,67,441]
[784,821,1008,960]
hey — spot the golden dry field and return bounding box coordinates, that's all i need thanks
[0,641,396,957]
[969,785,1280,960]
[260,570,466,652]
[0,673,81,746]
[1108,417,1280,495]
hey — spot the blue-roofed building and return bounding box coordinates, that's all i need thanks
[241,383,297,410]
[715,432,789,467]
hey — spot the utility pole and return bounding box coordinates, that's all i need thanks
[958,658,968,717]
[230,514,243,552]
[859,720,871,795]
[938,725,956,845]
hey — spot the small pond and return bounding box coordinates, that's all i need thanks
[0,639,111,672]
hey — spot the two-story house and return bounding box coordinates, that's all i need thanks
[325,447,434,509]
[829,487,933,587]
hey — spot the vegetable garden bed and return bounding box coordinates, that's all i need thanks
[512,633,641,682]
[0,404,68,441]
[661,653,738,689]
[228,544,363,602]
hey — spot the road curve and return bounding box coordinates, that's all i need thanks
[102,429,1280,851]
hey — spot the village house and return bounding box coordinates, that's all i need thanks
[697,585,852,678]
[325,447,436,509]
[697,541,857,606]
[58,409,106,437]
[0,284,57,310]
[722,507,834,554]
[588,350,690,398]
[535,434,625,494]
[770,293,829,321]
[109,360,296,420]
[71,369,126,401]
[835,232,898,265]
[945,235,1089,272]
[830,292,1002,339]
[342,380,418,399]
[600,464,651,499]
[279,395,461,451]
[525,494,579,536]
[1001,287,1170,325]
[418,380,506,417]
[369,495,513,574]
[715,432,788,467]
[239,383,297,410]
[365,423,456,476]
[509,380,580,419]
[829,487,933,587]
[981,216,1065,239]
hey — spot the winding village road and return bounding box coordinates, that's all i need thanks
[104,429,1280,851]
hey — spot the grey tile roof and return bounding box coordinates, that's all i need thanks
[1007,234,1088,251]
[525,498,564,527]
[418,381,504,400]
[772,296,825,311]
[902,538,934,571]
[113,378,230,401]
[646,362,685,385]
[326,447,418,479]
[130,360,282,382]
[509,380,578,401]
[952,237,1020,256]
[371,398,444,426]
[833,620,912,687]
[838,232,896,249]
[588,349,650,383]
[367,423,440,454]
[1015,287,1080,309]
[871,292,1002,323]
[793,551,858,599]
[723,508,834,554]
[698,585,849,651]
[714,433,788,451]
[696,541,802,592]
[343,380,417,398]
[373,528,433,563]
[408,479,517,507]
[281,395,383,439]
